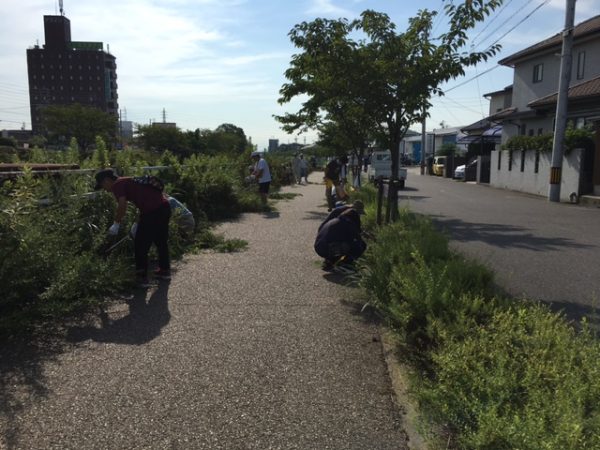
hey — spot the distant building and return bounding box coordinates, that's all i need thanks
[151,122,177,129]
[120,120,133,140]
[1,129,33,147]
[26,13,118,134]
[268,139,279,152]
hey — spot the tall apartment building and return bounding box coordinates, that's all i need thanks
[268,139,279,152]
[27,14,118,134]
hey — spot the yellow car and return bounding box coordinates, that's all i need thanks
[433,156,446,176]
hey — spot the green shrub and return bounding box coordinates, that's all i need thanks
[421,305,600,450]
[356,194,600,449]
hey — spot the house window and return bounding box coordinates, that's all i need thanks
[528,129,534,137]
[537,128,543,136]
[498,150,502,170]
[533,63,543,83]
[577,52,585,80]
[534,150,540,174]
[576,118,585,129]
[509,150,513,171]
[520,123,527,136]
[520,150,526,172]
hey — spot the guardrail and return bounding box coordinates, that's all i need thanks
[0,165,169,179]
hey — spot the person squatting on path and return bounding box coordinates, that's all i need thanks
[314,207,367,271]
[95,169,171,287]
[251,151,272,206]
[318,200,365,232]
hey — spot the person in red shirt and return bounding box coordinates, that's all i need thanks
[95,169,171,287]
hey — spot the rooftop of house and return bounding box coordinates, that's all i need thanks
[528,75,600,108]
[483,85,513,98]
[499,14,600,67]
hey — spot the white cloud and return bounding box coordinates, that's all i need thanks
[307,0,354,17]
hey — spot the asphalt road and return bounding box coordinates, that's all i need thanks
[0,176,407,450]
[400,167,600,321]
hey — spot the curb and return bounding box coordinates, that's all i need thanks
[380,328,429,450]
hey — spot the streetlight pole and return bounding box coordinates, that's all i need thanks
[548,0,576,202]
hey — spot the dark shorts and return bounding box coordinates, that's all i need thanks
[259,182,270,194]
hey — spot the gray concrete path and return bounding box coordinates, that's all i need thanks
[1,174,407,449]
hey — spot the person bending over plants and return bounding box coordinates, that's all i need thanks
[95,169,171,287]
[314,208,366,273]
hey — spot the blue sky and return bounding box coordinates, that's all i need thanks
[0,0,597,150]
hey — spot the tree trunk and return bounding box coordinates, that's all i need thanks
[388,135,400,222]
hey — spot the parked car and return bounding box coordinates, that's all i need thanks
[367,150,408,187]
[432,156,446,176]
[454,159,478,181]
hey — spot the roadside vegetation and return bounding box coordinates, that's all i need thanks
[0,138,293,338]
[351,186,600,449]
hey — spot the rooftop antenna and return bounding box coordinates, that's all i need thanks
[59,0,65,16]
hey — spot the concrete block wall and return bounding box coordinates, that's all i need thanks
[490,148,582,202]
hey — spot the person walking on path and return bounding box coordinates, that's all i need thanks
[299,154,309,184]
[251,151,272,206]
[95,169,171,287]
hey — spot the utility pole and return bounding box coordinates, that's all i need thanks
[420,105,427,175]
[548,0,576,202]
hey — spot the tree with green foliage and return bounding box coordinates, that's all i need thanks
[41,104,117,150]
[437,143,459,156]
[135,124,189,156]
[277,1,503,218]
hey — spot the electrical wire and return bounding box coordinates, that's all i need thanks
[473,0,535,50]
[471,0,518,45]
[483,0,550,50]
[444,65,500,93]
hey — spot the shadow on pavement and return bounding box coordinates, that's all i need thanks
[429,216,595,251]
[398,195,430,202]
[322,272,360,287]
[67,281,171,346]
[304,210,328,221]
[262,211,280,219]
[0,331,64,449]
[543,300,600,331]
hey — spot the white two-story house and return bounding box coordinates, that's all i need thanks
[487,14,600,200]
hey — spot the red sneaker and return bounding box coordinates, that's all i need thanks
[153,269,171,280]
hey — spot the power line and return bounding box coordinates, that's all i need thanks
[473,0,535,50]
[443,65,500,93]
[484,0,550,50]
[471,0,519,46]
[443,0,548,95]
[437,96,487,116]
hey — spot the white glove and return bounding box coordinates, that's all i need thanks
[108,222,120,236]
[129,223,138,239]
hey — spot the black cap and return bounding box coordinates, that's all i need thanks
[94,169,117,190]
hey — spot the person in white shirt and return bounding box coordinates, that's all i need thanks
[299,154,309,184]
[292,153,302,184]
[251,151,272,205]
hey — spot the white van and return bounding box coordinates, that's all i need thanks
[367,150,408,187]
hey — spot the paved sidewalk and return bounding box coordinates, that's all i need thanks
[1,175,407,449]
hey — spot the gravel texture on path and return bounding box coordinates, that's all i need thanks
[1,174,408,450]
